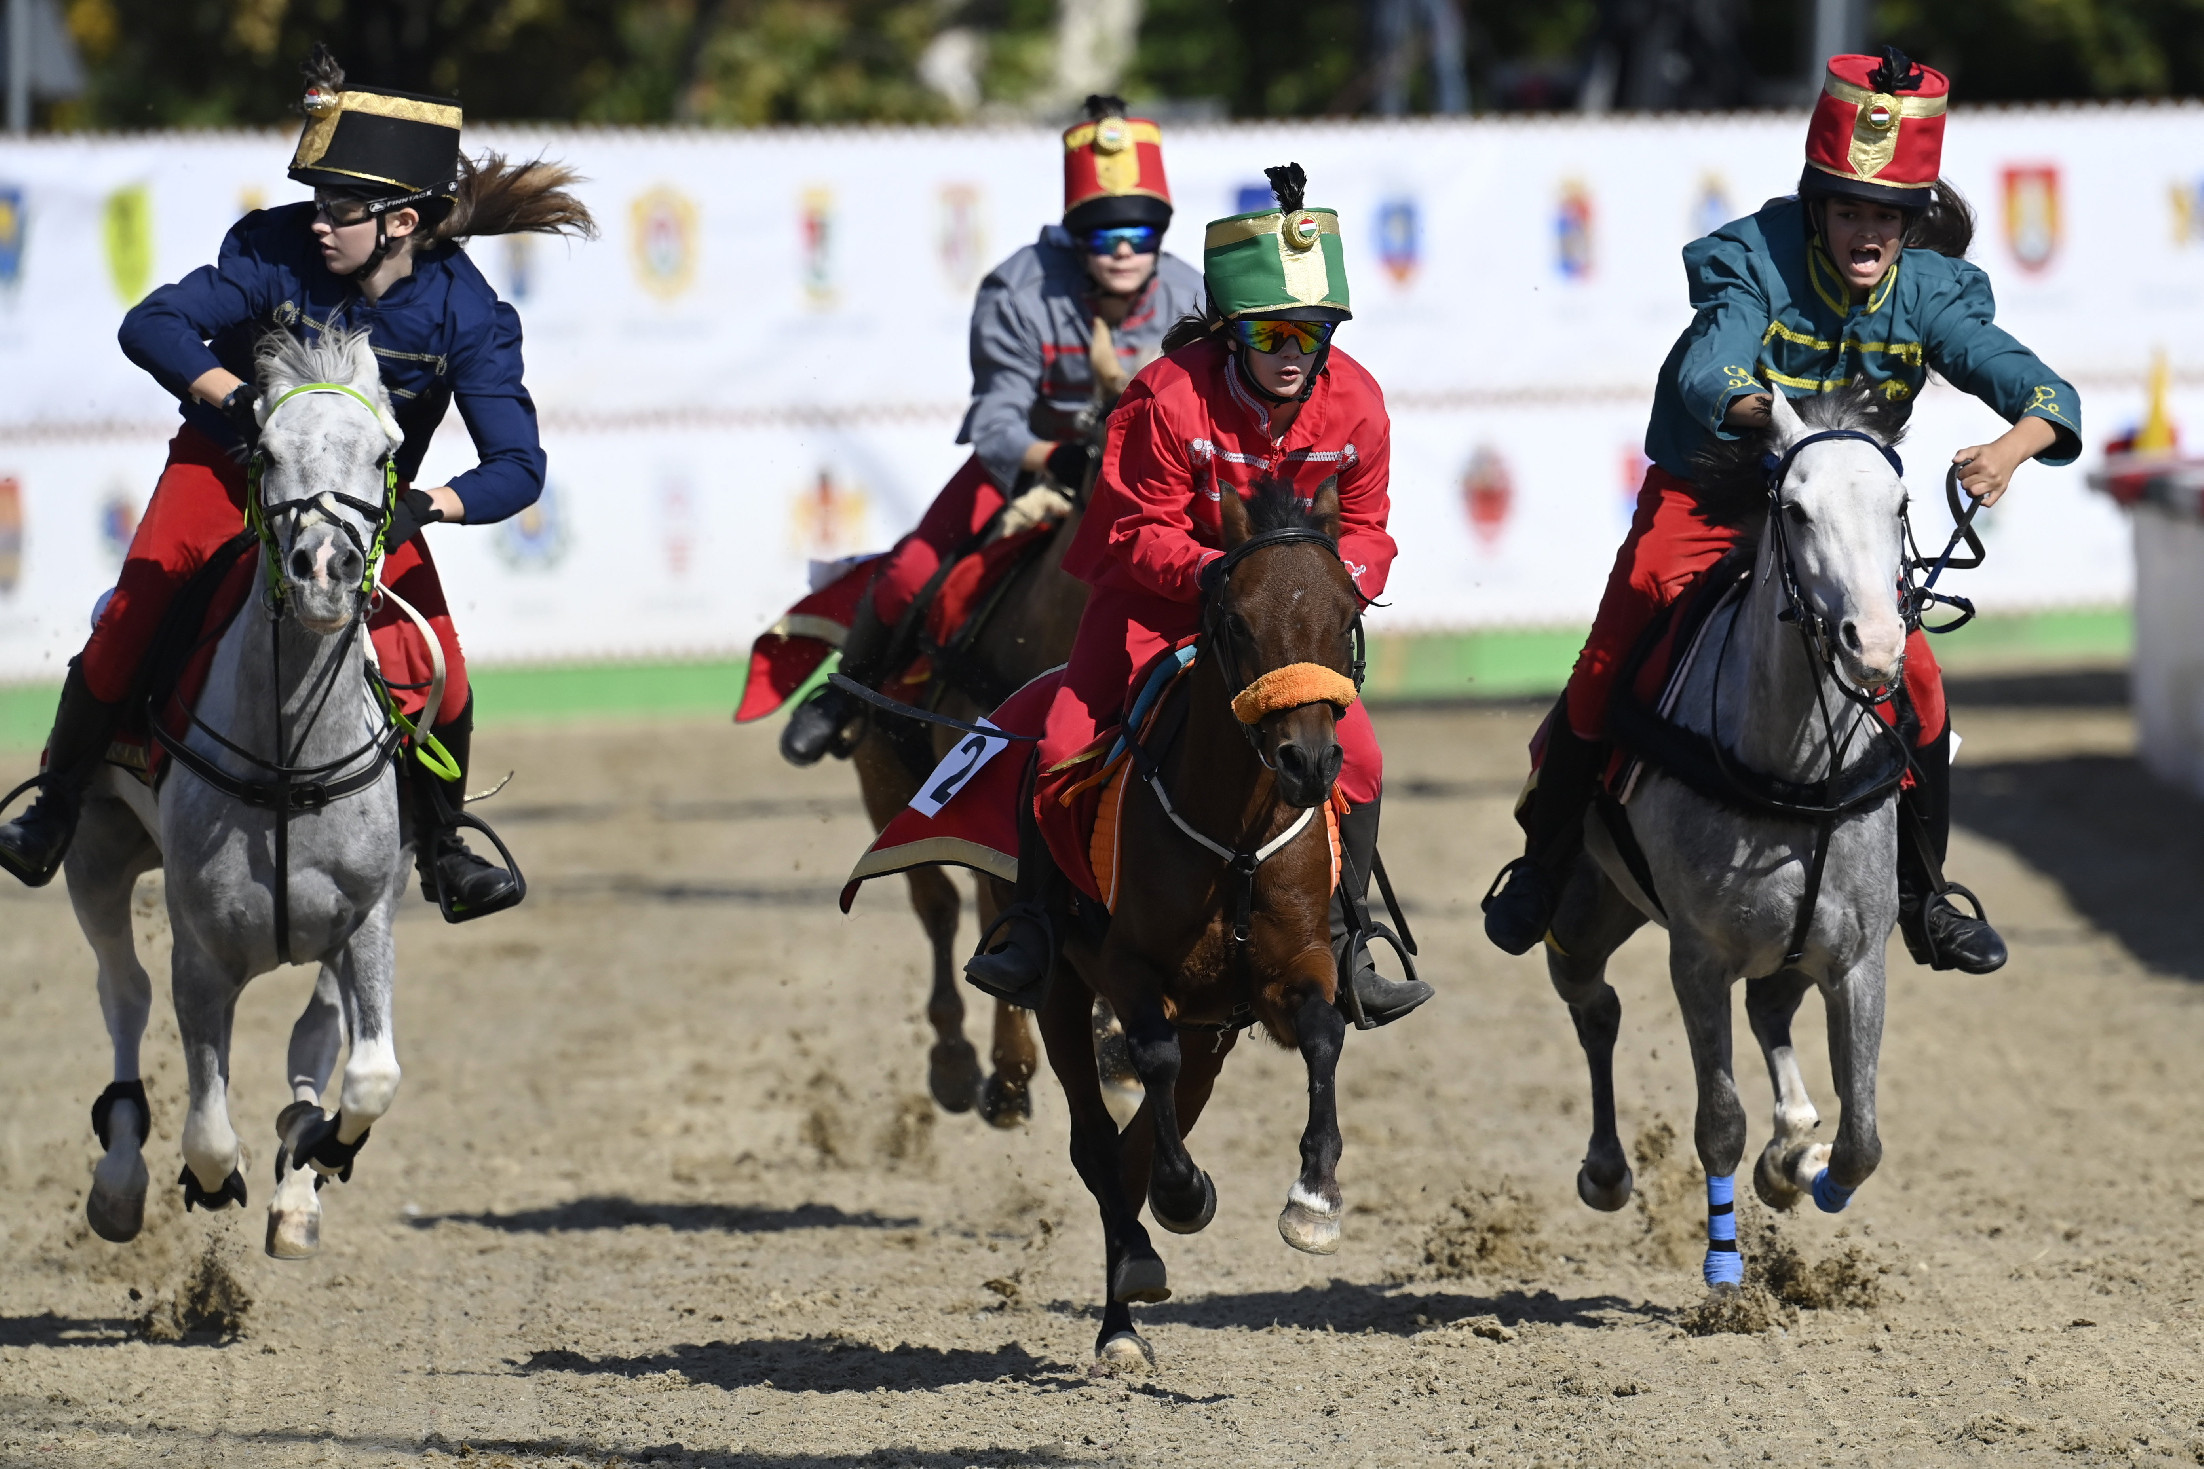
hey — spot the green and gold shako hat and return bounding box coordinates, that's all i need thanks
[287,47,460,204]
[1201,163,1349,323]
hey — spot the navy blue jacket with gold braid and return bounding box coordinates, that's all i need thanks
[119,202,543,524]
[1646,197,2081,479]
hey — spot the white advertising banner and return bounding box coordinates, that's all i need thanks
[0,107,2184,680]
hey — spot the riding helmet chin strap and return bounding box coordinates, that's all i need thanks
[1230,341,1329,406]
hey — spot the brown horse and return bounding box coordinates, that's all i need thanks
[849,504,1087,1126]
[850,320,1144,1127]
[1036,479,1364,1371]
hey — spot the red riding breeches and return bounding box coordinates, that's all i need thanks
[81,426,470,726]
[864,453,1007,625]
[1038,587,1383,807]
[1564,464,1944,746]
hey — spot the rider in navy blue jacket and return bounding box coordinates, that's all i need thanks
[0,50,593,919]
[122,200,546,524]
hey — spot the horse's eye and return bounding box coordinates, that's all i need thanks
[1785,502,1810,525]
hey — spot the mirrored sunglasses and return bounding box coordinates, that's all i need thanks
[1231,318,1335,355]
[1081,224,1161,256]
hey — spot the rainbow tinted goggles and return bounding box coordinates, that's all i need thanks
[1080,224,1162,256]
[1231,318,1336,355]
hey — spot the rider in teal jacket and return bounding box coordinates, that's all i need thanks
[1647,196,2079,479]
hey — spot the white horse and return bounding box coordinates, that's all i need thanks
[71,326,420,1260]
[1547,384,1917,1289]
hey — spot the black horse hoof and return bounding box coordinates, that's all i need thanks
[927,1041,983,1114]
[1576,1161,1634,1212]
[979,1074,1032,1130]
[1149,1168,1217,1236]
[179,1163,248,1212]
[1110,1251,1170,1304]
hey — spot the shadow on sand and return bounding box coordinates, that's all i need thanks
[1954,750,2204,981]
[409,1197,918,1235]
[1089,1279,1662,1336]
[0,1312,137,1348]
[519,1335,1076,1394]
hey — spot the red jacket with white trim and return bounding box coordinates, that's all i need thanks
[1064,336,1397,616]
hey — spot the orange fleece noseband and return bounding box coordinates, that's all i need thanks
[1230,662,1359,725]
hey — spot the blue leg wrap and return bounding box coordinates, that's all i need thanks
[1811,1167,1855,1214]
[1702,1172,1743,1287]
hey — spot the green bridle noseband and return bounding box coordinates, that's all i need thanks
[243,380,402,608]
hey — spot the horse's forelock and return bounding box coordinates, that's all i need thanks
[254,326,382,402]
[1243,475,1336,539]
[1690,383,1907,530]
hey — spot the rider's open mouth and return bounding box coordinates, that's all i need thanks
[1850,247,1881,268]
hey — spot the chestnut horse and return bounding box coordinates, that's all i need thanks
[1037,479,1365,1372]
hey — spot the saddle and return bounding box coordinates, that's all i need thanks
[735,504,1063,730]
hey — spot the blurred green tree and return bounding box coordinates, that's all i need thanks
[1880,0,2204,100]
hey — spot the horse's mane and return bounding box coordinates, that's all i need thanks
[1691,383,1909,529]
[254,325,379,401]
[1244,475,1338,538]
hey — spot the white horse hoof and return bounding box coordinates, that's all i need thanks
[86,1153,148,1243]
[1786,1142,1833,1197]
[1092,1331,1155,1376]
[265,1206,321,1260]
[1277,1186,1342,1255]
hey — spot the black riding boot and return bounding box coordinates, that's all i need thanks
[963,764,1061,1010]
[1897,725,2006,974]
[1482,699,1605,955]
[411,697,523,922]
[781,594,892,767]
[0,661,125,888]
[1333,794,1433,1028]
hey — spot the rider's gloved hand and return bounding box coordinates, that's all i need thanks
[221,384,262,452]
[383,487,444,551]
[1044,439,1097,492]
[1197,550,1228,597]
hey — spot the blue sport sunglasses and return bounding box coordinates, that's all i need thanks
[1082,225,1162,256]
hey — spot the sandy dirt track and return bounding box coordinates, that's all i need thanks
[2,682,2201,1467]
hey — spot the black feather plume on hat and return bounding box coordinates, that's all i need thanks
[1265,163,1307,213]
[1084,93,1128,120]
[301,43,345,96]
[1867,45,1923,93]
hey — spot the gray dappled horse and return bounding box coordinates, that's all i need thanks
[72,328,416,1260]
[1549,386,1916,1290]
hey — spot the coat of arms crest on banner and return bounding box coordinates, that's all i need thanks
[2002,164,2061,274]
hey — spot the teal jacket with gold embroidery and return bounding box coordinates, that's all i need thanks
[1646,196,2081,479]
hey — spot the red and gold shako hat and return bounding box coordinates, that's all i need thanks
[1802,48,1948,207]
[1062,95,1172,234]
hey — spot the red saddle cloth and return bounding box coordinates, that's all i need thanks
[841,639,1340,913]
[735,525,1056,725]
[110,551,439,784]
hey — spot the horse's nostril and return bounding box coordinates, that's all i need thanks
[1321,744,1343,783]
[1276,744,1309,779]
[289,548,315,579]
[1842,621,1863,652]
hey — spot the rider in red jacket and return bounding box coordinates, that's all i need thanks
[965,166,1432,1028]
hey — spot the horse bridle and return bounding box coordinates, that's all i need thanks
[152,380,452,964]
[1199,525,1369,764]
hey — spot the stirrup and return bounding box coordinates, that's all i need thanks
[1916,881,2002,973]
[0,772,71,887]
[1342,920,1428,1031]
[965,902,1055,1009]
[426,808,528,923]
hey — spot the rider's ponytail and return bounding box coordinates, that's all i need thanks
[436,153,598,242]
[1906,179,1974,259]
[1162,311,1225,352]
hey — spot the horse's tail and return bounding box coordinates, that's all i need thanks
[438,153,598,242]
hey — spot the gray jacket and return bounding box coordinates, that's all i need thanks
[956,225,1207,491]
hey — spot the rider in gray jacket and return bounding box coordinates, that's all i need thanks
[780,96,1203,766]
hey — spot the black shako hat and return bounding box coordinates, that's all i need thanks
[288,79,461,205]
